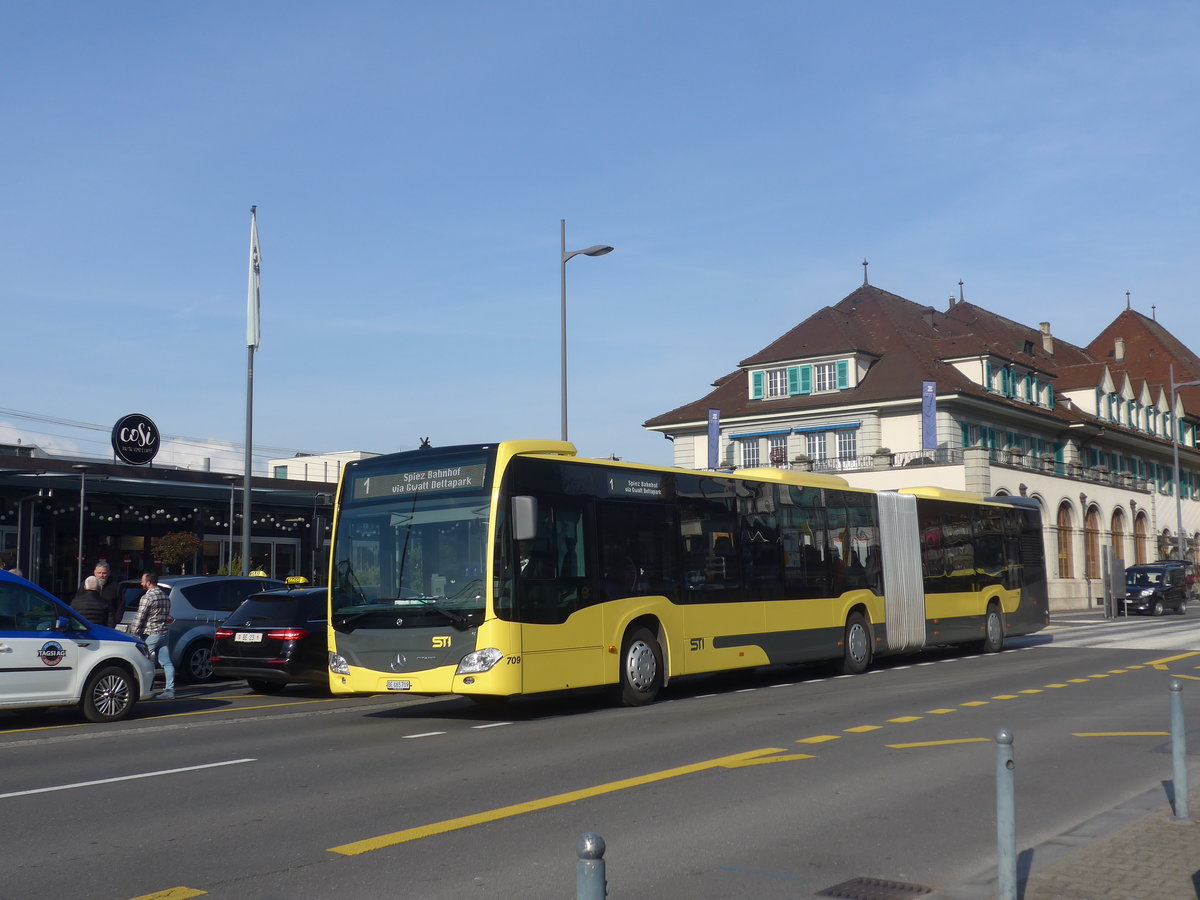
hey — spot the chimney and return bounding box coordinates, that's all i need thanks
[1114,337,1125,363]
[1040,322,1054,355]
[924,307,935,328]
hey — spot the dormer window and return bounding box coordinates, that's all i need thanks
[750,360,852,399]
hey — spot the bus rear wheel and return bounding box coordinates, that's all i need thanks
[979,604,1004,653]
[616,627,663,706]
[839,612,872,675]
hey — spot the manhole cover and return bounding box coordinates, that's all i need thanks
[816,875,935,899]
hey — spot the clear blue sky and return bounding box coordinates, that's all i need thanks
[3,1,1198,472]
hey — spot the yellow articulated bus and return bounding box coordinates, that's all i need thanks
[327,440,1048,706]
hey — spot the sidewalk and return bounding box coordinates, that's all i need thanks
[935,780,1199,899]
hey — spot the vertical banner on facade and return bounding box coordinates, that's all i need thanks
[921,381,937,450]
[707,408,720,469]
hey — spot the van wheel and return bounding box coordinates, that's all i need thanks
[1179,600,1188,615]
[615,627,663,706]
[1152,601,1164,617]
[182,641,214,683]
[246,679,286,695]
[82,665,136,723]
[839,612,872,675]
[978,604,1005,653]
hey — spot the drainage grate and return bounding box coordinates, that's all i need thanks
[816,875,935,900]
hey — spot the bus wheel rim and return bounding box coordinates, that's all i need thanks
[848,623,869,663]
[626,640,657,691]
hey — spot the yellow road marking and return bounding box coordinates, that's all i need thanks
[1073,732,1169,738]
[926,708,956,714]
[1147,652,1200,670]
[797,734,840,744]
[961,701,989,707]
[1126,665,1145,669]
[1171,674,1200,681]
[887,738,989,749]
[844,725,881,733]
[1068,678,1089,683]
[1019,689,1043,694]
[992,694,1018,700]
[888,716,923,723]
[1107,669,1127,674]
[129,888,207,900]
[328,746,801,855]
[1088,674,1109,679]
[1045,683,1069,688]
[724,752,815,768]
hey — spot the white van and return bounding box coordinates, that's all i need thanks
[0,570,156,722]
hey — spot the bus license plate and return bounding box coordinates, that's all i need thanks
[234,632,263,643]
[386,680,411,691]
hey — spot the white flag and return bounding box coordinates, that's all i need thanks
[246,206,261,349]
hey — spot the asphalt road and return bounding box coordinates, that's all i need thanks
[2,611,1198,900]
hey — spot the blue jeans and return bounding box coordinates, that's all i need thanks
[145,632,175,693]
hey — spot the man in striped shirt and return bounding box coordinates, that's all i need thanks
[131,571,176,700]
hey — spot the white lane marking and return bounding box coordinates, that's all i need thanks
[402,731,446,739]
[0,759,256,800]
[471,722,511,729]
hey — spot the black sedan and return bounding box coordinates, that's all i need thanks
[211,588,329,693]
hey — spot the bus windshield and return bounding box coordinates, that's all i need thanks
[331,489,491,628]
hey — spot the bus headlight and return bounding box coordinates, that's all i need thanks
[329,652,350,675]
[456,648,503,675]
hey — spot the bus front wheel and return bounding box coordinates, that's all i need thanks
[839,612,872,675]
[616,627,663,706]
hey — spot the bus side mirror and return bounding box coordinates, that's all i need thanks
[511,496,538,542]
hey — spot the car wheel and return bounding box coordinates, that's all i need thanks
[1180,600,1188,615]
[246,679,286,695]
[839,611,873,675]
[1152,601,1164,617]
[82,665,136,723]
[615,626,664,706]
[182,641,215,683]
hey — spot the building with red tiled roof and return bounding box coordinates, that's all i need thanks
[644,282,1200,609]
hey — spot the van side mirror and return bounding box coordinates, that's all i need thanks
[511,496,538,542]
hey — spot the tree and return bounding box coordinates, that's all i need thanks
[153,532,204,574]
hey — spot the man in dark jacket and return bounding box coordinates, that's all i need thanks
[92,562,123,628]
[71,575,113,626]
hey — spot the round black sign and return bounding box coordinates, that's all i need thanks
[111,413,161,466]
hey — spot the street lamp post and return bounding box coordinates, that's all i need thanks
[225,475,238,572]
[1170,364,1200,562]
[72,464,88,588]
[560,219,613,442]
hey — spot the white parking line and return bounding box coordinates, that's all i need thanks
[0,759,256,800]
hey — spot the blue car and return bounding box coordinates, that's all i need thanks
[0,570,156,722]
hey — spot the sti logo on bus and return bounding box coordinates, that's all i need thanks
[432,636,450,648]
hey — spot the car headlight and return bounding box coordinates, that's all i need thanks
[328,652,350,675]
[456,647,503,675]
[1140,588,1155,597]
[135,640,152,660]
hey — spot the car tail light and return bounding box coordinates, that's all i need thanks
[215,628,234,639]
[266,628,307,641]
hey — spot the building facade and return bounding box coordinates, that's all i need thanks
[644,284,1200,610]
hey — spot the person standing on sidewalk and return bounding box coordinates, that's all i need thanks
[130,571,175,700]
[92,562,123,628]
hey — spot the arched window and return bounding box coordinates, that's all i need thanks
[1110,508,1126,566]
[1133,512,1149,564]
[1084,506,1101,579]
[1057,502,1074,579]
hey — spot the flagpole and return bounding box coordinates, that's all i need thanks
[242,205,260,576]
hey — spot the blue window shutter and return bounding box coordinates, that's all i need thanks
[798,365,812,394]
[835,360,850,389]
[960,422,970,448]
[985,362,993,391]
[750,371,764,399]
[787,366,800,395]
[1046,385,1054,409]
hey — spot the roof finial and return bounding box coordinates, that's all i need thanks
[958,279,965,304]
[862,258,869,286]
[1152,304,1157,320]
[1126,290,1131,310]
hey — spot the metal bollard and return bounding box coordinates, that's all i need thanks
[1169,680,1193,823]
[577,832,607,900]
[995,728,1016,900]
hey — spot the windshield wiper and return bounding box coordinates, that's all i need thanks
[392,595,470,631]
